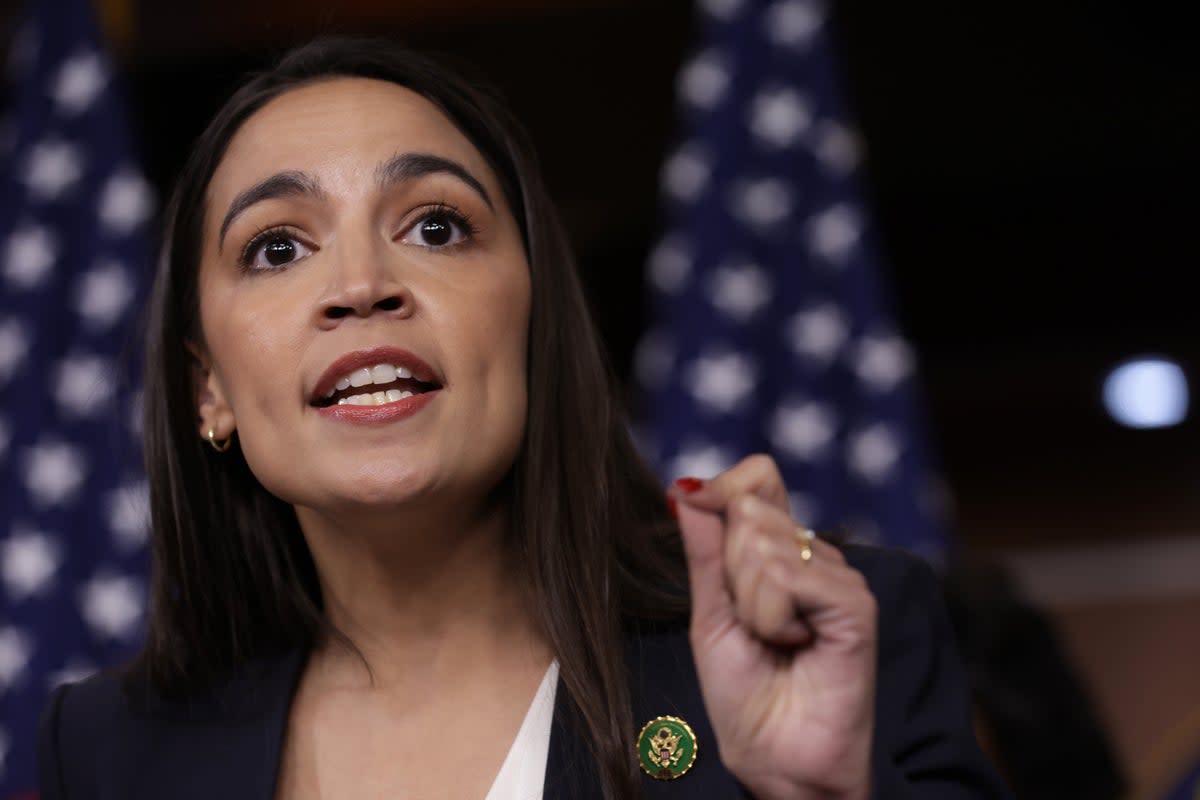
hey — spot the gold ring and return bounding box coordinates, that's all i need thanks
[794,527,816,564]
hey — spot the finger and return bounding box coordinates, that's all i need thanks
[672,454,790,515]
[675,498,736,638]
[764,553,878,647]
[724,495,815,645]
[721,495,872,638]
[754,573,817,647]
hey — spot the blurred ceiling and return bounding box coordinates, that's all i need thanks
[3,0,1196,546]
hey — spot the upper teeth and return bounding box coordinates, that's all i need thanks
[328,363,415,396]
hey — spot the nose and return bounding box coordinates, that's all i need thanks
[316,235,414,327]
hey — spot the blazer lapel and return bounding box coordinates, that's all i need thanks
[541,625,743,799]
[625,624,744,798]
[120,649,306,800]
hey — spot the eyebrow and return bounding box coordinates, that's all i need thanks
[217,171,325,253]
[374,152,493,210]
[216,153,494,253]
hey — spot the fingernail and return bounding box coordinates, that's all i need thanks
[666,494,678,520]
[673,476,704,494]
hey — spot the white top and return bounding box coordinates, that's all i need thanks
[484,660,560,800]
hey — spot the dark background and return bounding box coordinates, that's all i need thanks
[4,0,1197,548]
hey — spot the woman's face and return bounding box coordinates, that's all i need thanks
[194,77,531,518]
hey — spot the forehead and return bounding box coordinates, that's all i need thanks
[208,77,493,207]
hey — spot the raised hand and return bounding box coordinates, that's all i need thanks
[669,455,878,800]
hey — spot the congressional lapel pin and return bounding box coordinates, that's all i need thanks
[636,715,698,780]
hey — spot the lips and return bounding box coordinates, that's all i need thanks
[310,346,443,407]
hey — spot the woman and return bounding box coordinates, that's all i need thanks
[38,38,1008,799]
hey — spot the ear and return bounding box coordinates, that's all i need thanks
[186,340,236,442]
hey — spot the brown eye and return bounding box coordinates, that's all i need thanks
[418,216,453,246]
[263,237,298,265]
[241,229,314,272]
[401,209,471,249]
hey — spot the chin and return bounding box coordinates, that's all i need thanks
[331,464,440,509]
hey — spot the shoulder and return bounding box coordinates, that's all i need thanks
[841,545,1013,797]
[38,667,129,799]
[38,650,306,799]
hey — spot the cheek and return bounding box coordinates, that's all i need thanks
[467,270,532,449]
[204,285,309,458]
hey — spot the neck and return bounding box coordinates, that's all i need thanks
[294,493,549,690]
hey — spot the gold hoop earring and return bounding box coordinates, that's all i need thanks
[207,428,232,453]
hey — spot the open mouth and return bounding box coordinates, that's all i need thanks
[312,363,442,408]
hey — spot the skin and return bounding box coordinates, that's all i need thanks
[192,77,878,799]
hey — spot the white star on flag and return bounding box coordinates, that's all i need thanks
[854,334,914,392]
[848,424,902,483]
[54,354,116,417]
[770,400,837,460]
[0,627,33,692]
[708,261,772,321]
[3,225,57,289]
[785,303,849,362]
[78,573,144,640]
[21,440,88,507]
[684,351,758,414]
[700,0,744,20]
[679,49,733,109]
[750,87,812,148]
[98,170,153,234]
[764,0,825,49]
[668,440,736,480]
[0,319,31,384]
[648,236,693,294]
[662,143,712,203]
[729,177,793,227]
[1,527,61,599]
[51,51,107,114]
[23,139,85,200]
[75,261,134,329]
[814,120,861,174]
[807,203,862,264]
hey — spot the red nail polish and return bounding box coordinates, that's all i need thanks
[674,476,704,494]
[666,494,678,520]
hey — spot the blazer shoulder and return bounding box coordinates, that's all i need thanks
[841,541,933,594]
[39,651,305,800]
[39,667,130,799]
[841,544,1013,798]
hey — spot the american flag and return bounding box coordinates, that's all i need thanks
[638,0,948,559]
[0,0,154,794]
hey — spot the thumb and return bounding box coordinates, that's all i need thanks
[675,498,733,635]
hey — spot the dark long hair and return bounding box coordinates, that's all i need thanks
[137,37,686,797]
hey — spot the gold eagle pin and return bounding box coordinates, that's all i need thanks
[636,715,698,780]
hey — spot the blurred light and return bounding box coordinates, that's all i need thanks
[1102,357,1189,429]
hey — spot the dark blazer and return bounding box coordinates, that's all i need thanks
[38,546,1011,799]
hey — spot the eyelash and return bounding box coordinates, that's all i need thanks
[235,202,480,271]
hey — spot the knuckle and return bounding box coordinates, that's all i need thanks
[747,453,780,481]
[735,493,761,517]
